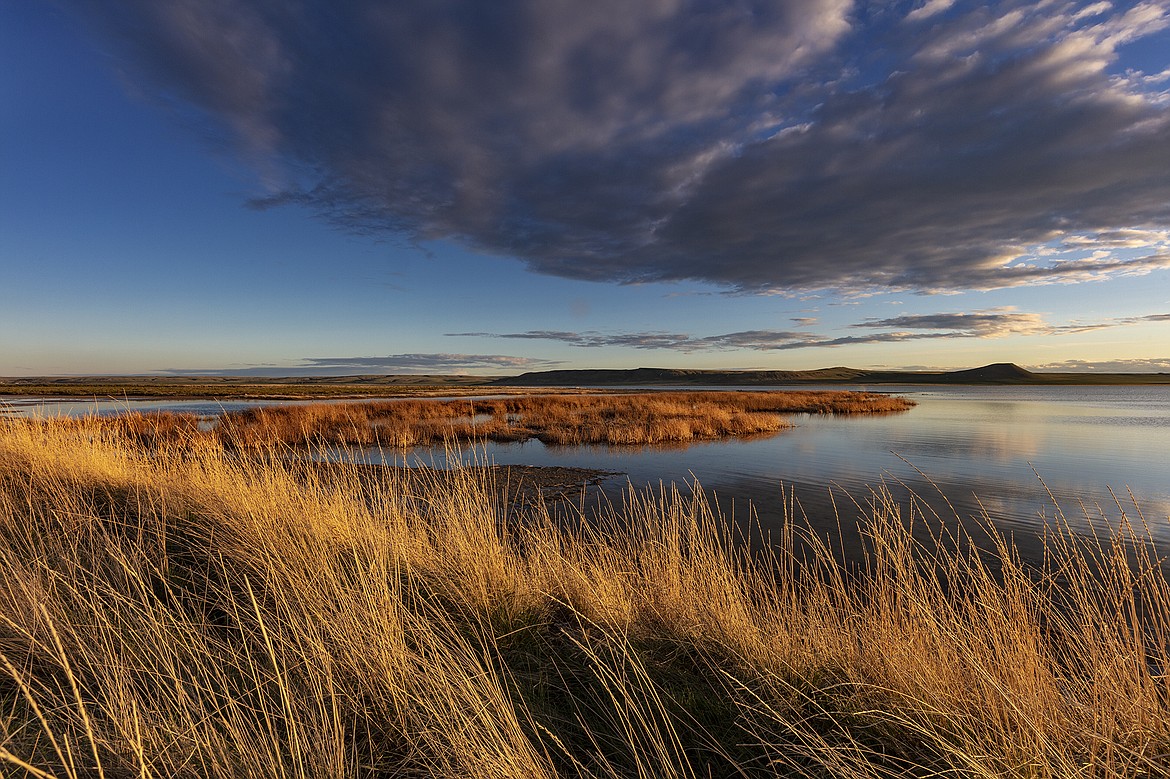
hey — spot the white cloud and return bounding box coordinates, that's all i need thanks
[906,0,958,24]
[1031,357,1170,372]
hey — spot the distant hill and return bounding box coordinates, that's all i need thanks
[939,363,1038,383]
[494,363,1170,387]
[5,364,1168,399]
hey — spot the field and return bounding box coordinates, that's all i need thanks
[91,390,915,448]
[1,416,1168,777]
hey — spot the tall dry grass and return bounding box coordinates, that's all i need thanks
[0,417,1168,777]
[209,390,915,448]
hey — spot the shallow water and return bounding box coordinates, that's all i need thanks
[6,385,1169,553]
[0,393,531,420]
[371,385,1170,552]
[0,395,321,419]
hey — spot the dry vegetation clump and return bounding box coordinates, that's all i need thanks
[1,416,1168,778]
[96,410,206,444]
[215,390,915,448]
[17,411,211,450]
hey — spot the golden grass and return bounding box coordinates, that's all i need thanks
[206,390,915,448]
[1,417,1168,777]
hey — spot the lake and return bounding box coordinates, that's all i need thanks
[6,385,1169,555]
[379,385,1170,556]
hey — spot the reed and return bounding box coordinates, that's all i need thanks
[210,390,915,448]
[1,417,1167,778]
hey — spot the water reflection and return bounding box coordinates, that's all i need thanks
[5,385,1169,554]
[357,385,1170,550]
[0,396,322,419]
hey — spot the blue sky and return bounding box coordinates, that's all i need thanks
[3,1,1170,376]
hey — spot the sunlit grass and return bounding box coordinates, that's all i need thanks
[1,416,1167,777]
[207,390,915,447]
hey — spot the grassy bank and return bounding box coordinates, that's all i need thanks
[1,418,1168,777]
[101,390,912,448]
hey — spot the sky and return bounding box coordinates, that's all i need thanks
[3,0,1170,376]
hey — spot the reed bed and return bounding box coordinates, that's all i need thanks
[205,390,915,448]
[1,417,1168,778]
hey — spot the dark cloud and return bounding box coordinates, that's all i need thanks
[453,307,1170,351]
[854,310,1051,337]
[449,330,714,350]
[166,353,559,376]
[452,324,983,352]
[302,354,561,372]
[1047,310,1170,333]
[70,0,1170,293]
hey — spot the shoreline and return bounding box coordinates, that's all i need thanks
[4,362,1170,398]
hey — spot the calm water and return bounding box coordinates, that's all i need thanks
[384,385,1170,551]
[6,386,1170,551]
[0,396,308,418]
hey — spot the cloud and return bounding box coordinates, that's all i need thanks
[866,308,1170,339]
[301,354,561,372]
[451,315,1016,353]
[166,353,559,376]
[454,327,967,351]
[69,0,1170,293]
[905,0,957,24]
[1052,311,1170,333]
[854,310,1052,337]
[450,330,698,350]
[1030,357,1170,372]
[453,307,1170,352]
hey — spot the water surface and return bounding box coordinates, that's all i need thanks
[375,385,1170,551]
[7,386,1169,553]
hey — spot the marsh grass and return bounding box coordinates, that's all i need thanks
[1,417,1168,778]
[207,390,915,448]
